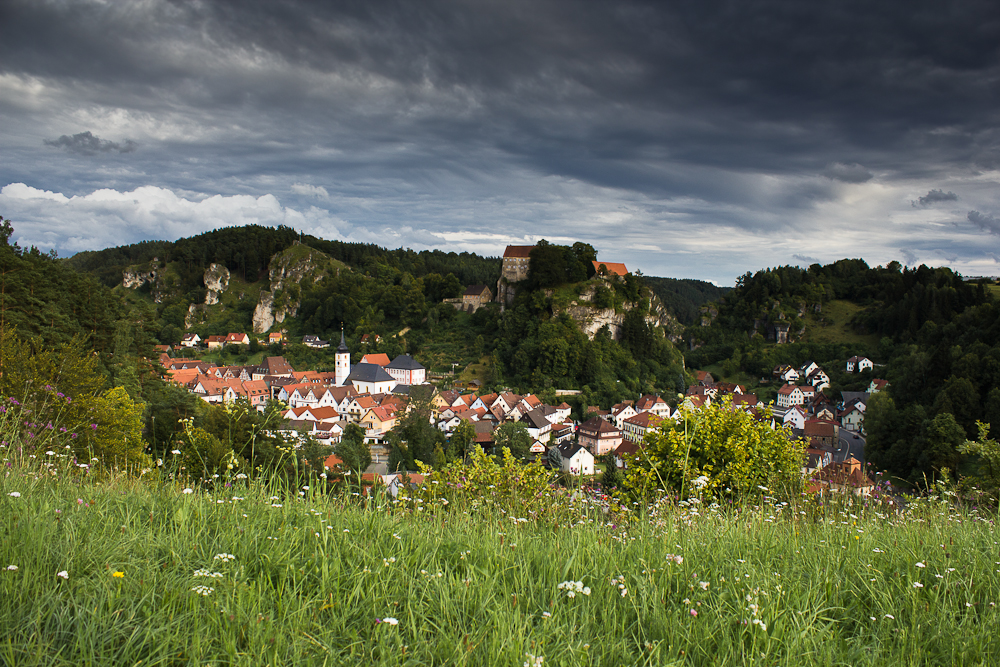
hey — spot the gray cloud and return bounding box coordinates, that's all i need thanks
[914,189,959,207]
[899,248,918,265]
[2,1,1000,283]
[968,210,1000,235]
[822,163,874,184]
[44,131,137,156]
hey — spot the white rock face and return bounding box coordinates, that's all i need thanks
[253,290,275,334]
[122,258,159,289]
[203,263,230,305]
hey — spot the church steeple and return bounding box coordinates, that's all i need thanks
[335,326,350,386]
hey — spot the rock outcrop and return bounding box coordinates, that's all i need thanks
[557,282,682,342]
[203,263,230,306]
[251,243,344,333]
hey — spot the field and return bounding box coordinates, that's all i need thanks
[3,464,999,666]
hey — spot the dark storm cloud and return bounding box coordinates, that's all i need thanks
[2,0,1000,281]
[822,163,874,184]
[914,189,959,207]
[44,131,137,156]
[968,210,1000,235]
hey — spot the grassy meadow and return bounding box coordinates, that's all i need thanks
[2,460,999,667]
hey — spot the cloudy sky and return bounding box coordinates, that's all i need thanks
[2,0,999,285]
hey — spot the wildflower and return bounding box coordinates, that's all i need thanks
[884,614,895,619]
[56,570,69,579]
[524,653,543,667]
[381,617,399,626]
[182,488,193,495]
[193,569,224,578]
[171,449,181,455]
[271,503,282,508]
[90,424,98,430]
[699,581,709,590]
[751,618,767,631]
[112,571,124,578]
[541,611,551,619]
[214,553,236,563]
[915,562,926,568]
[913,582,924,588]
[7,492,20,498]
[191,585,214,596]
[6,565,17,571]
[690,609,698,617]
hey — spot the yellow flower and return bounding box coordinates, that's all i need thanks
[112,571,125,578]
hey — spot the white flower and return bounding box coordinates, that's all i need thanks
[915,562,926,568]
[884,614,895,619]
[7,492,20,498]
[191,585,214,596]
[213,553,235,563]
[171,449,181,455]
[382,617,398,626]
[6,565,17,571]
[56,570,69,579]
[699,581,710,590]
[913,582,924,588]
[182,488,193,495]
[524,653,543,667]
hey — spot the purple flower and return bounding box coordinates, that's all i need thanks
[90,424,98,430]
[70,434,78,439]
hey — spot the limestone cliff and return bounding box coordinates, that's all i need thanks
[252,243,345,333]
[121,258,171,303]
[203,263,230,306]
[556,283,683,343]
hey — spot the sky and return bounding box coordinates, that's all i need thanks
[2,0,1000,286]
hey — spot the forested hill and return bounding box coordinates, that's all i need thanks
[64,225,502,292]
[686,258,1000,487]
[643,276,729,325]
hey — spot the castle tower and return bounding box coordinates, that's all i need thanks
[335,328,350,386]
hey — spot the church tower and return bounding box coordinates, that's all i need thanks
[335,328,350,386]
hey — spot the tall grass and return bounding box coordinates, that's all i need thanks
[2,465,999,666]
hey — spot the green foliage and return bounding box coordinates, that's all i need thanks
[959,421,1000,500]
[336,423,371,482]
[493,421,531,460]
[624,399,806,502]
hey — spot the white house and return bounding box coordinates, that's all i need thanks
[782,405,807,430]
[776,384,805,409]
[550,442,595,476]
[386,354,426,386]
[846,356,873,373]
[180,333,201,348]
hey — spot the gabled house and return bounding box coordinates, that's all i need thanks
[461,285,493,312]
[773,364,800,383]
[635,395,671,419]
[776,384,805,409]
[550,442,595,476]
[386,354,426,386]
[868,379,889,394]
[609,402,639,430]
[520,408,553,441]
[782,405,807,430]
[180,333,201,348]
[205,335,227,350]
[694,370,715,387]
[577,416,624,456]
[302,335,329,349]
[226,333,251,346]
[840,400,866,432]
[360,406,397,443]
[621,411,664,443]
[846,356,873,373]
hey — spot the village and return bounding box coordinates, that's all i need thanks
[156,317,889,497]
